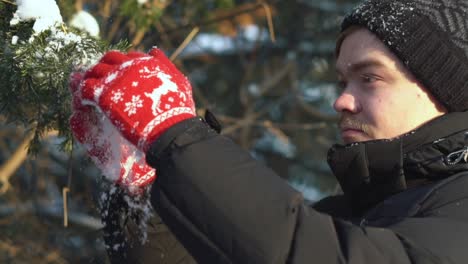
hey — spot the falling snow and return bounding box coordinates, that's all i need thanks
[84,110,155,247]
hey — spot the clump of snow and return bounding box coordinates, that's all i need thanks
[90,112,125,181]
[11,35,19,45]
[75,106,155,190]
[9,0,101,67]
[44,27,82,49]
[34,26,101,67]
[70,10,100,38]
[10,0,63,34]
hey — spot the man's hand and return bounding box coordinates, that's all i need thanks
[69,72,156,192]
[74,48,196,152]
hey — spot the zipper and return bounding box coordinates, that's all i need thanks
[445,146,468,165]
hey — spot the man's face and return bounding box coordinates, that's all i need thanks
[334,28,447,144]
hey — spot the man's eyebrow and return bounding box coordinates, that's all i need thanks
[336,59,386,75]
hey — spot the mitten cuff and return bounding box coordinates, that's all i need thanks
[139,108,196,151]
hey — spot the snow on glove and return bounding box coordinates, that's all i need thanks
[77,48,196,152]
[69,72,156,193]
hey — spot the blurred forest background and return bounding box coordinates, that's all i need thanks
[1,0,361,263]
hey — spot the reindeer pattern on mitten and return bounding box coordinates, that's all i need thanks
[142,67,187,115]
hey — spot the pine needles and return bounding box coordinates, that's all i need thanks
[0,3,129,154]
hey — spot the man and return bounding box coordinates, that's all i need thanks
[70,0,468,263]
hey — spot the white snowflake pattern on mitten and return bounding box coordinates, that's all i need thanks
[124,95,143,116]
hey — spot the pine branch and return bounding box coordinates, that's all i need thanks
[0,0,15,6]
[0,7,130,154]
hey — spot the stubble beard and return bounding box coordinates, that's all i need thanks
[339,113,372,142]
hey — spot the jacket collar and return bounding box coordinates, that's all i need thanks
[327,111,468,215]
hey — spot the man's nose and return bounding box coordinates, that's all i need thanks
[333,92,361,114]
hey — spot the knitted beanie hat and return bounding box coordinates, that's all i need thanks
[339,0,468,112]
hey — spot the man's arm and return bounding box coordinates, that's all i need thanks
[147,118,463,264]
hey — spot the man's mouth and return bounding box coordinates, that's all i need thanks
[339,116,370,143]
[341,127,363,134]
[340,127,366,143]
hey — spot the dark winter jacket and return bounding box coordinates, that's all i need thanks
[138,111,468,264]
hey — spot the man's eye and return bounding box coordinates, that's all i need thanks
[362,75,378,83]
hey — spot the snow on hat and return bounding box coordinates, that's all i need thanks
[339,0,468,112]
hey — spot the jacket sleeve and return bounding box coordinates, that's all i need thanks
[144,118,442,264]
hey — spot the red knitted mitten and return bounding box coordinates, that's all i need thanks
[69,72,156,192]
[76,48,196,151]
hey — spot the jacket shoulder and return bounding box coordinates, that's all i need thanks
[417,172,468,219]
